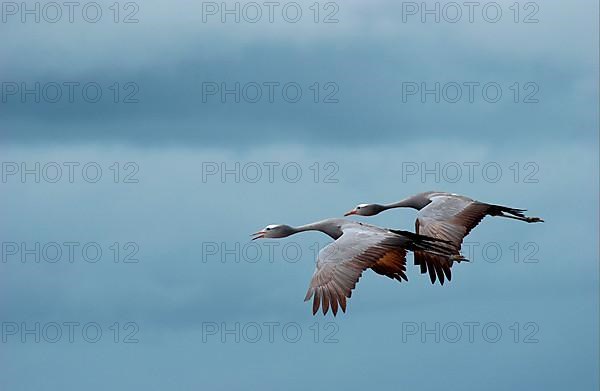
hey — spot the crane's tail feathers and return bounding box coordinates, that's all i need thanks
[389,229,461,258]
[488,204,544,223]
[488,204,527,217]
[389,229,453,245]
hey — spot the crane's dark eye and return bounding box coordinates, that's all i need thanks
[357,206,361,209]
[266,227,271,231]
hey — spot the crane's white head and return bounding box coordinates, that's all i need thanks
[344,203,385,217]
[251,224,295,240]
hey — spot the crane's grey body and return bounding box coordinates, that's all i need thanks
[252,218,455,315]
[345,191,543,285]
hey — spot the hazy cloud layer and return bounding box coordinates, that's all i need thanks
[1,0,598,145]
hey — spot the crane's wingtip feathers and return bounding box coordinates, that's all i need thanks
[304,288,313,302]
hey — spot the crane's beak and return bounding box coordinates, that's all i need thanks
[344,209,357,216]
[251,231,266,240]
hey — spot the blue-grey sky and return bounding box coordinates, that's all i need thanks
[1,1,598,390]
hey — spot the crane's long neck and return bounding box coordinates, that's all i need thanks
[383,195,430,211]
[292,222,328,235]
[290,222,341,240]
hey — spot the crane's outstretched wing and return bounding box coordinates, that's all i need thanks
[414,195,489,285]
[369,248,409,283]
[304,226,413,316]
